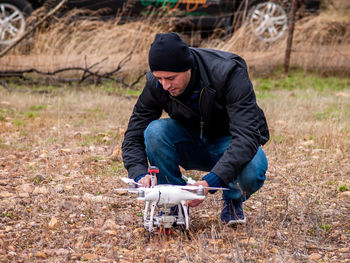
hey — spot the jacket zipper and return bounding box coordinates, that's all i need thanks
[198,88,204,139]
[170,89,205,139]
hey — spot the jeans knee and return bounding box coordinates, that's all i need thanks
[239,171,265,195]
[144,119,178,150]
[239,147,267,194]
[145,119,162,139]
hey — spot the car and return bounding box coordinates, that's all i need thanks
[0,0,320,46]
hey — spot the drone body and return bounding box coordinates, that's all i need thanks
[138,185,205,205]
[117,168,227,232]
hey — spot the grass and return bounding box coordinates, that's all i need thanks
[0,72,349,262]
[338,185,349,192]
[254,69,349,92]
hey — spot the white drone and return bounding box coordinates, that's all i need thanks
[116,166,227,233]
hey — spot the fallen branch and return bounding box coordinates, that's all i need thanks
[0,80,13,91]
[0,25,145,88]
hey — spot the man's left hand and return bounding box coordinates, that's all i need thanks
[185,180,209,207]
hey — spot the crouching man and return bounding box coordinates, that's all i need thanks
[122,33,269,225]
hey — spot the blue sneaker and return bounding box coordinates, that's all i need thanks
[221,199,246,225]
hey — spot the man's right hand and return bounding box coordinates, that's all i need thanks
[138,174,157,188]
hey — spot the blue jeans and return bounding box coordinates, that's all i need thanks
[144,118,267,202]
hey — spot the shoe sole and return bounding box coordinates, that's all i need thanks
[226,218,246,225]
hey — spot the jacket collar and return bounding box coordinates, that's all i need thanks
[189,48,211,89]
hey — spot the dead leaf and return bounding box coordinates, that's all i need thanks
[17,184,34,193]
[0,191,14,198]
[103,219,117,230]
[48,217,58,228]
[133,227,144,235]
[339,247,349,253]
[0,101,10,106]
[105,230,118,235]
[7,154,16,160]
[18,193,30,198]
[300,140,314,146]
[27,162,37,167]
[336,92,350,98]
[36,251,47,259]
[82,253,99,260]
[5,226,13,231]
[116,190,128,195]
[60,148,72,154]
[33,186,49,195]
[0,180,9,186]
[309,253,322,260]
[270,247,279,254]
[340,192,350,198]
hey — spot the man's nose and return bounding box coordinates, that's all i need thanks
[161,80,171,90]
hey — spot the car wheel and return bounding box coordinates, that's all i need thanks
[249,1,288,42]
[0,0,33,45]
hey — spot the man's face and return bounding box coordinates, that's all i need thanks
[152,69,191,97]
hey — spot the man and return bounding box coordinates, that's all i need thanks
[122,32,269,225]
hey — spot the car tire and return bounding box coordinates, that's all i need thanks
[248,1,288,42]
[0,0,33,45]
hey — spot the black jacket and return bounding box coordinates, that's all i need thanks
[122,48,269,185]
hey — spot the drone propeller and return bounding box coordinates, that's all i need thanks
[183,175,196,184]
[120,177,143,186]
[114,187,139,193]
[178,185,229,191]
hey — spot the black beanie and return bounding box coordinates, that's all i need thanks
[148,33,193,72]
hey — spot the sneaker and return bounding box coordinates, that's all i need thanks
[221,199,246,225]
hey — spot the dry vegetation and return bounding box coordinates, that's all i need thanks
[0,0,349,78]
[0,81,349,262]
[0,0,349,262]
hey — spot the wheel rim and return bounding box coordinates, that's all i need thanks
[249,2,288,42]
[0,3,26,45]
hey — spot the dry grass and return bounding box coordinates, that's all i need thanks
[206,9,350,76]
[0,82,349,262]
[0,12,166,75]
[0,2,349,78]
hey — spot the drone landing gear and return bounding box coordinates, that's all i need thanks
[143,201,190,233]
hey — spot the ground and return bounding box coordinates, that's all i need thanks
[0,78,349,262]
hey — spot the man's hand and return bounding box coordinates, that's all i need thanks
[185,180,209,207]
[138,174,157,188]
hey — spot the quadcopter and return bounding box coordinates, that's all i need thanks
[116,166,228,233]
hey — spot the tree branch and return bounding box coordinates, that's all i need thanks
[0,25,145,87]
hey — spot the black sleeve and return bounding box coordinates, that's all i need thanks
[211,68,261,185]
[121,74,163,179]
